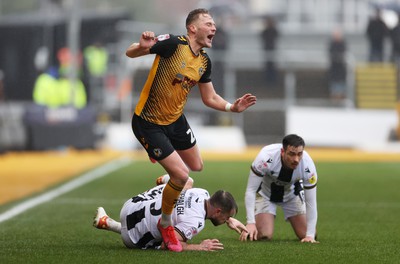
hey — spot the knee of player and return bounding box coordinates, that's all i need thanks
[258,231,273,241]
[190,160,203,172]
[258,234,273,241]
[169,169,190,185]
[295,230,308,240]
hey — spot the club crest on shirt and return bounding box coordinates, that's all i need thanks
[198,67,204,75]
[153,148,162,157]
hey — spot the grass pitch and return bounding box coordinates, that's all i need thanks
[1,160,399,264]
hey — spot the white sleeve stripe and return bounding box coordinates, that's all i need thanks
[304,184,317,190]
[250,166,263,177]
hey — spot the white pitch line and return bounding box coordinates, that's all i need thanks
[0,157,132,224]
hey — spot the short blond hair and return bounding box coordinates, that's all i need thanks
[185,8,210,30]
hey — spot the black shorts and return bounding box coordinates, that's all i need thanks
[131,114,197,161]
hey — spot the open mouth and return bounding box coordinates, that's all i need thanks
[207,34,214,41]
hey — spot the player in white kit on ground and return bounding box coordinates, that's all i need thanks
[94,176,248,251]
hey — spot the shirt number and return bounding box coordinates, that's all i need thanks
[186,128,195,144]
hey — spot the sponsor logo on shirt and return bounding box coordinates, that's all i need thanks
[273,178,290,186]
[308,174,317,185]
[172,73,197,90]
[157,34,170,41]
[185,193,194,208]
[185,227,198,238]
[256,160,270,171]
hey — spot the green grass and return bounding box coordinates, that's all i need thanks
[1,160,400,263]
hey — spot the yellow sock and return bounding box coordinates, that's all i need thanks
[162,180,184,216]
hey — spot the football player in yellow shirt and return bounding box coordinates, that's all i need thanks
[126,8,256,252]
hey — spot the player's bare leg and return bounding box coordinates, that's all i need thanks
[255,213,275,240]
[93,207,121,234]
[288,214,307,240]
[177,144,203,172]
[156,151,191,252]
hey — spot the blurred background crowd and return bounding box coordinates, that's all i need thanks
[0,0,399,152]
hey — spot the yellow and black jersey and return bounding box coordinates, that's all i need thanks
[134,34,212,125]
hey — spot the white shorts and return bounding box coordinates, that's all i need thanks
[119,198,162,249]
[255,193,306,220]
[120,199,136,248]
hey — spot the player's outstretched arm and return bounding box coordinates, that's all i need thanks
[181,239,224,251]
[198,83,256,112]
[159,229,224,251]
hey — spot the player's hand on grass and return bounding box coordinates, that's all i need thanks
[301,236,319,243]
[226,217,248,234]
[240,223,258,241]
[200,239,224,251]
